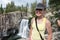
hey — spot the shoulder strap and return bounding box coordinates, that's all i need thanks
[35,17,44,40]
[28,17,32,29]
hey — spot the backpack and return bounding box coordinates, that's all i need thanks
[28,17,33,29]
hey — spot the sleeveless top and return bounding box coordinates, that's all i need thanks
[31,17,46,40]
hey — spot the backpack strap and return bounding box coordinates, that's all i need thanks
[35,17,44,40]
[28,17,32,29]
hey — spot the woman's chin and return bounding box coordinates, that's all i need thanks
[36,15,42,17]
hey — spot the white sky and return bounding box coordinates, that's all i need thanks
[0,0,49,8]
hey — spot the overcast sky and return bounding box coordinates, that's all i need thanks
[0,0,49,8]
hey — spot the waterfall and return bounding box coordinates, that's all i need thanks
[17,19,29,38]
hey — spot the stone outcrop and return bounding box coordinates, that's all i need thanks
[0,11,32,39]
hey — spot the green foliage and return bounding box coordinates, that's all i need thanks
[5,1,29,13]
[18,3,29,15]
[25,3,29,16]
[49,0,60,11]
[31,1,37,17]
[0,4,4,14]
[49,0,60,26]
[5,1,16,13]
[16,6,21,11]
[21,5,26,12]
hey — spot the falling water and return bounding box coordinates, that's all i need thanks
[17,19,29,38]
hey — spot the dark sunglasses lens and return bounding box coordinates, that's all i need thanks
[36,9,42,11]
[39,9,42,11]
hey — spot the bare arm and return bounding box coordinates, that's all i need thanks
[29,26,32,38]
[29,18,34,40]
[46,19,52,40]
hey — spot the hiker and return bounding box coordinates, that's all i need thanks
[29,3,52,40]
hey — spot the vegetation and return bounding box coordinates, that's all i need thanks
[49,0,60,11]
[5,1,16,13]
[49,0,60,20]
[48,0,60,32]
[31,1,37,17]
[0,4,4,14]
[5,1,29,14]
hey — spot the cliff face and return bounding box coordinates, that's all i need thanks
[0,13,20,37]
[0,13,20,30]
[0,11,32,38]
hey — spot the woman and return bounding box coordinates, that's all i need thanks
[29,3,52,40]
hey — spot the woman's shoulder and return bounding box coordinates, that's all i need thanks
[45,18,51,24]
[30,17,35,24]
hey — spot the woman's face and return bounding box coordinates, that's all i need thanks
[35,9,44,17]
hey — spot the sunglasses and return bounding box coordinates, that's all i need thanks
[36,9,43,11]
[35,9,43,13]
